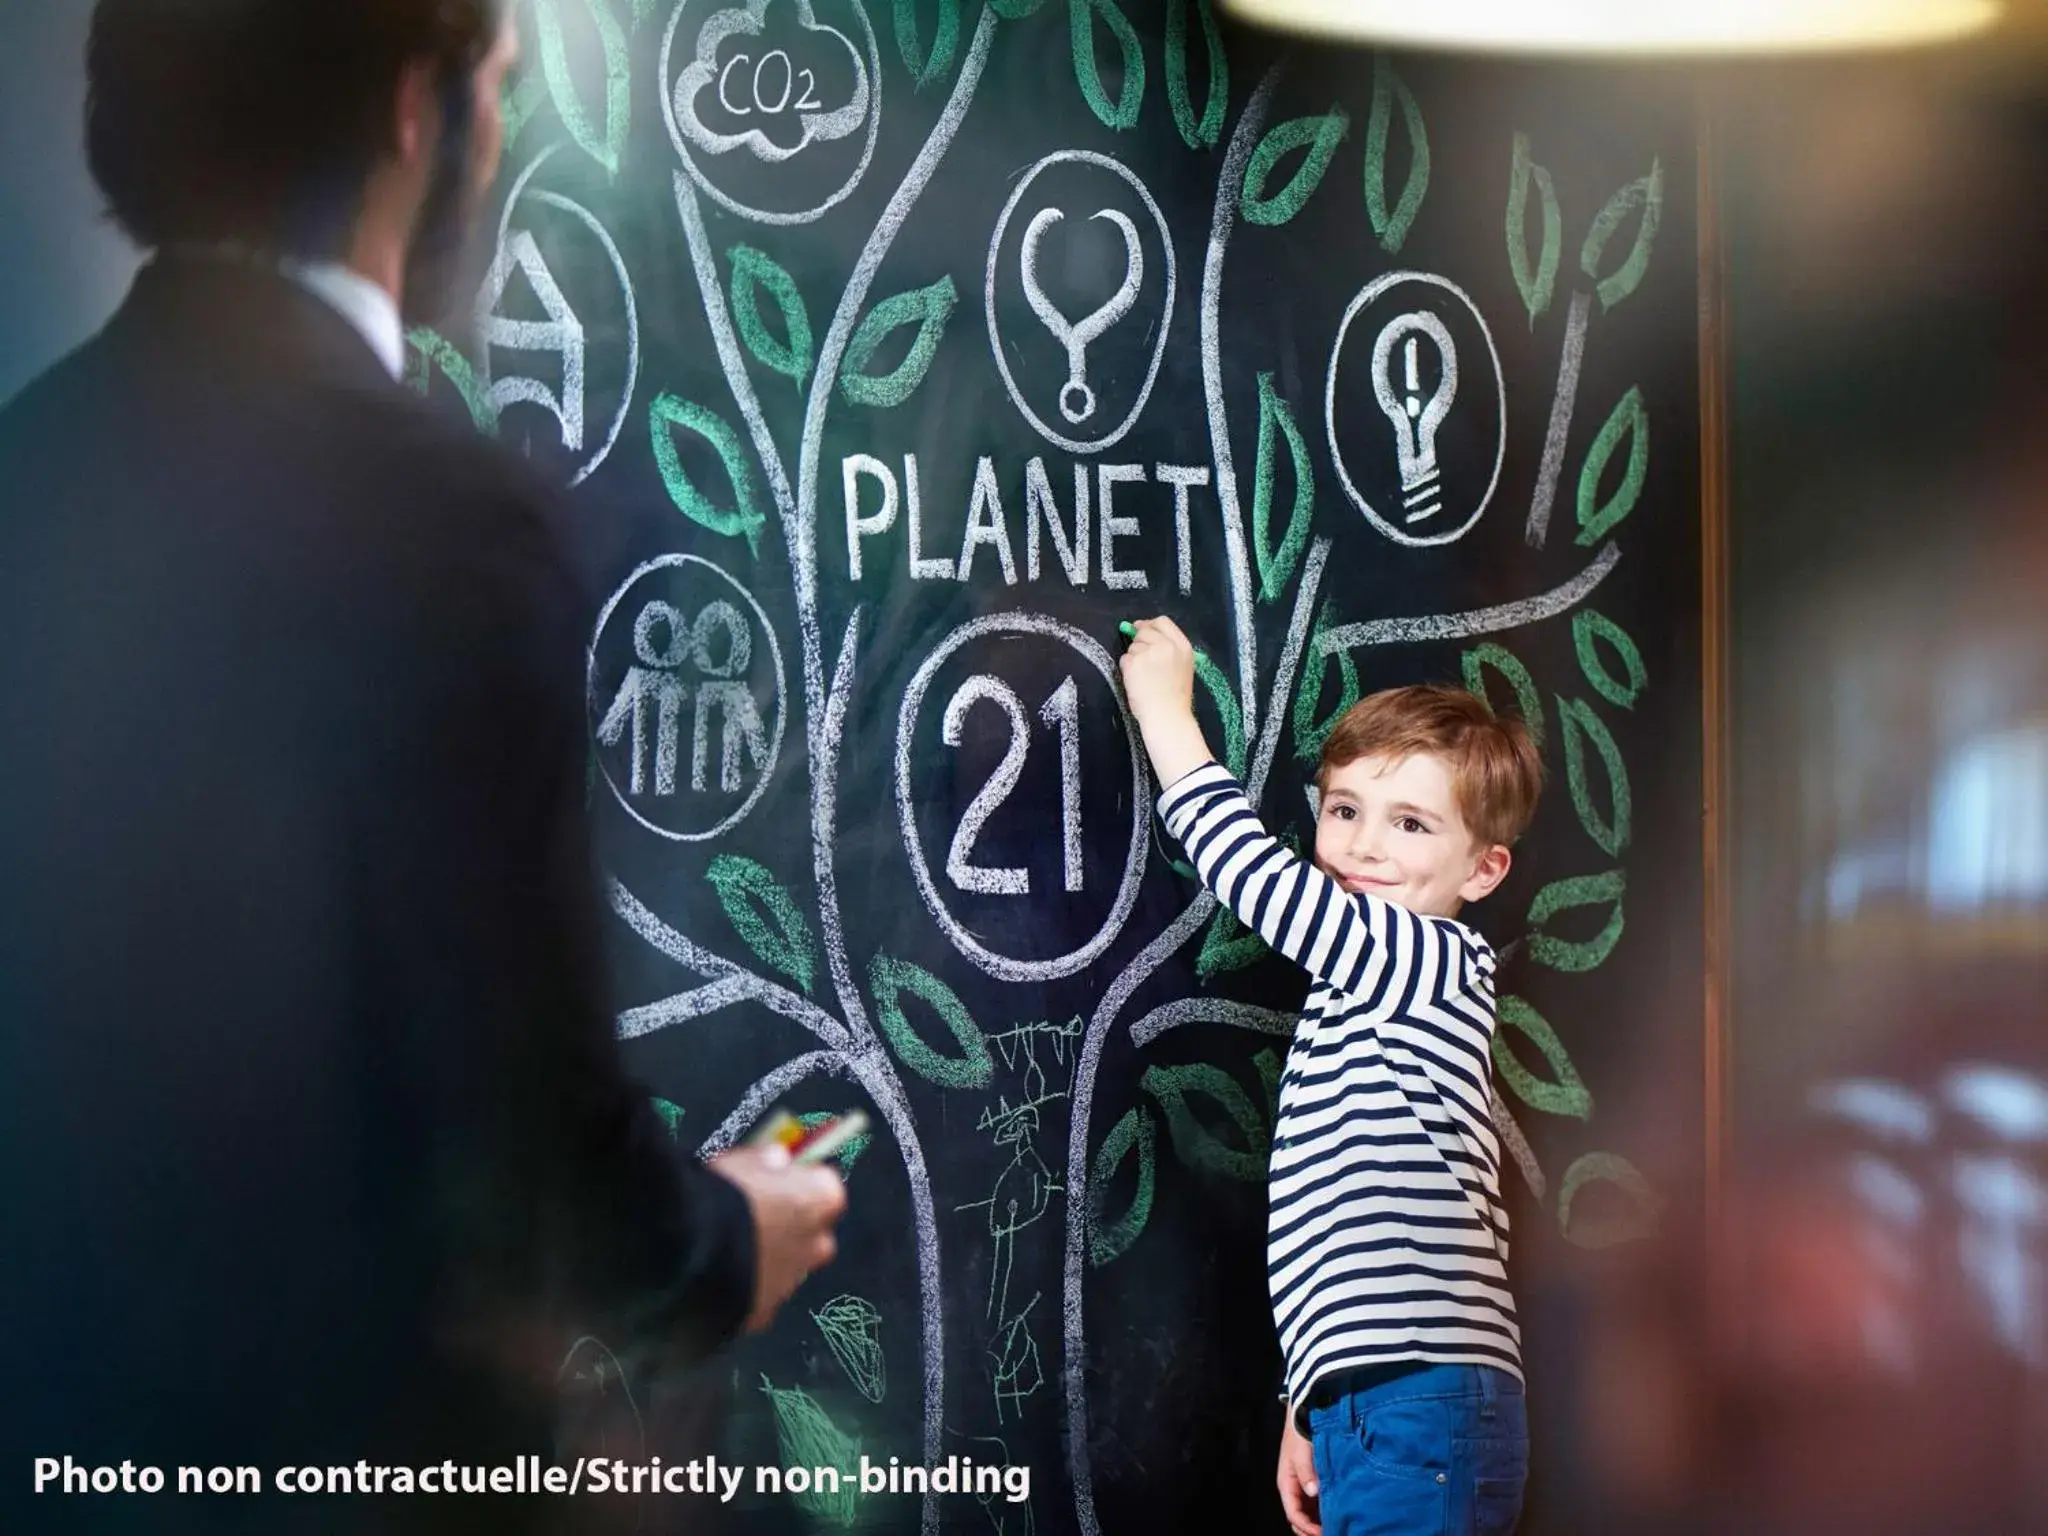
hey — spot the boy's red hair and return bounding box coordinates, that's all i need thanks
[1318,685,1544,847]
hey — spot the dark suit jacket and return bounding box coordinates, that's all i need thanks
[0,256,753,1533]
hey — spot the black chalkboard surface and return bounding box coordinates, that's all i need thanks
[415,4,1705,1532]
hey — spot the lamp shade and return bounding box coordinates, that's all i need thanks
[1211,0,2004,54]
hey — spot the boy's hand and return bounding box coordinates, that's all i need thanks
[1277,1410,1321,1536]
[1117,617,1214,787]
[1117,616,1196,725]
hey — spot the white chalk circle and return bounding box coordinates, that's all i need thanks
[895,614,1149,982]
[480,145,641,489]
[1325,271,1505,548]
[985,151,1176,456]
[587,554,787,843]
[659,0,881,226]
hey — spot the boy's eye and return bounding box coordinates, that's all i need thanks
[1396,816,1428,834]
[1331,804,1355,821]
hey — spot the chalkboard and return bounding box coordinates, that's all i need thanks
[412,4,1707,1532]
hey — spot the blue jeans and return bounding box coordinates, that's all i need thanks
[1305,1363,1529,1536]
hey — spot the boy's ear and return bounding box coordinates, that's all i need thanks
[1459,843,1512,905]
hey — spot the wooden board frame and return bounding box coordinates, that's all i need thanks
[1696,85,1734,1289]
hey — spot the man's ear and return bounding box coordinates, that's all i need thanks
[1459,843,1511,905]
[393,61,438,168]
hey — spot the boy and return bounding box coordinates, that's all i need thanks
[1119,616,1543,1536]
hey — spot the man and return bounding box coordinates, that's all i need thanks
[0,4,842,1531]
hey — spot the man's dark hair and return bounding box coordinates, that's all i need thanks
[87,0,501,256]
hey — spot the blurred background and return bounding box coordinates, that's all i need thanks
[1713,30,2048,1536]
[3,2,2041,1531]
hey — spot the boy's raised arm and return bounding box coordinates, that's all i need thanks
[1157,761,1403,998]
[1118,617,1423,999]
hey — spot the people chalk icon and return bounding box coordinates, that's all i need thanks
[587,555,787,843]
[1019,207,1144,427]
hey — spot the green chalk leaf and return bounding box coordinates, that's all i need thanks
[1192,647,1245,781]
[1252,372,1314,604]
[706,855,817,995]
[1292,603,1361,764]
[536,0,631,177]
[1142,1062,1269,1182]
[648,392,766,556]
[405,328,499,436]
[1557,697,1632,858]
[1364,54,1430,254]
[729,244,814,390]
[758,1379,861,1523]
[651,1096,686,1139]
[1492,995,1592,1120]
[502,69,549,152]
[1196,902,1268,980]
[1573,608,1648,710]
[1242,110,1350,227]
[1088,1105,1157,1266]
[1506,132,1561,327]
[1581,157,1664,312]
[1526,869,1626,972]
[811,1294,885,1402]
[1164,0,1227,150]
[893,0,960,89]
[1558,1151,1662,1249]
[840,275,957,410]
[1070,0,1146,130]
[1461,641,1544,749]
[1577,385,1649,546]
[869,954,992,1089]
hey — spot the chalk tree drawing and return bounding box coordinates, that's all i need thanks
[421,6,1676,1533]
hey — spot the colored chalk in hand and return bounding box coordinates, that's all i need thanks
[1118,621,1137,638]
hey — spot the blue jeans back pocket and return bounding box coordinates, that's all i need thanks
[1457,1408,1529,1536]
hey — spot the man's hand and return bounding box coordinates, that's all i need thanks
[1277,1408,1322,1536]
[1116,616,1214,787]
[707,1145,848,1332]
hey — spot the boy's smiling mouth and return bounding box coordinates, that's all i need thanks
[1334,872,1399,894]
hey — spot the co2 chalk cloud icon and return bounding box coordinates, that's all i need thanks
[673,0,869,164]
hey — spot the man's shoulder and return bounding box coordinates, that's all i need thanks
[297,380,579,571]
[333,385,551,508]
[0,331,118,456]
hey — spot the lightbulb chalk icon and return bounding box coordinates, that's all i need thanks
[1371,311,1457,525]
[1326,271,1505,548]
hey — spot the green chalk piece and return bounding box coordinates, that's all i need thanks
[1118,621,1138,638]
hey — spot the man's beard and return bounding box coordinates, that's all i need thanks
[400,75,482,328]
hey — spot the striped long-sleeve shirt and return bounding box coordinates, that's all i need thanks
[1158,763,1519,1411]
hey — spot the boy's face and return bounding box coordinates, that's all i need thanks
[1313,752,1510,920]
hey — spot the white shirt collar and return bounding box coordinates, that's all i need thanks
[279,259,406,382]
